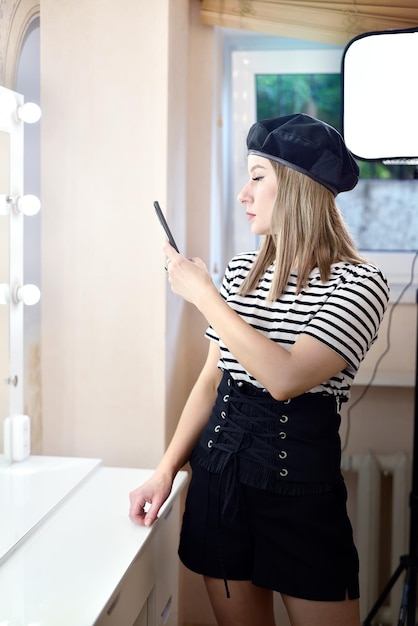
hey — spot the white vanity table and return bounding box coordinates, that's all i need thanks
[0,456,188,626]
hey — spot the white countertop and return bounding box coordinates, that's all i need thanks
[0,455,101,563]
[0,461,188,626]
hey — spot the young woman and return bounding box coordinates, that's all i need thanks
[129,114,390,626]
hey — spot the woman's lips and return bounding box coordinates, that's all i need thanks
[246,212,255,221]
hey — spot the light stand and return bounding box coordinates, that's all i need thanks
[363,286,418,625]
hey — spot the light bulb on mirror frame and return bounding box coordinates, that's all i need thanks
[0,194,41,216]
[15,194,41,216]
[16,102,41,124]
[13,284,41,306]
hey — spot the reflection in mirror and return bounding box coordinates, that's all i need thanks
[342,27,418,161]
[0,131,10,457]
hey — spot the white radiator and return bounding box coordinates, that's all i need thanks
[341,452,411,625]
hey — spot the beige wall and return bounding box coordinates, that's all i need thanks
[40,0,212,468]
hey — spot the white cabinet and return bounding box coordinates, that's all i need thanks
[0,463,188,626]
[96,491,184,626]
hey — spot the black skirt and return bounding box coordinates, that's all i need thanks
[178,371,359,601]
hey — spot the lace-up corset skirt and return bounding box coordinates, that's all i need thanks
[191,371,343,494]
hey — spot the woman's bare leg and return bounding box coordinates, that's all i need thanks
[282,593,360,626]
[204,576,359,626]
[204,576,276,626]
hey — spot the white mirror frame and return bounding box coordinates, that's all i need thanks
[0,86,25,427]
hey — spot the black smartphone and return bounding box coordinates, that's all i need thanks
[153,201,179,253]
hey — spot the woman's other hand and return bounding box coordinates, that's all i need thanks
[129,472,173,527]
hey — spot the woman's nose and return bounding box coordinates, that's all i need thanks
[237,181,250,204]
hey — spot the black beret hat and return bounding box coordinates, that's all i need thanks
[247,113,359,196]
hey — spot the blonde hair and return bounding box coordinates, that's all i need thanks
[239,161,367,300]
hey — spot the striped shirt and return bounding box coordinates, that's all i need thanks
[205,252,390,400]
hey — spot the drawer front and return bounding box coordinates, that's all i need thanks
[155,500,181,626]
[95,538,156,626]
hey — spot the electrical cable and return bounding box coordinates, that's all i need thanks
[341,250,418,451]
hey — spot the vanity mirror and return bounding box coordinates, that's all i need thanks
[0,131,10,457]
[0,85,41,466]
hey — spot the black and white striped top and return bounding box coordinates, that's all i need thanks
[205,252,390,400]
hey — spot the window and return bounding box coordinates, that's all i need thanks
[210,30,418,299]
[230,47,343,261]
